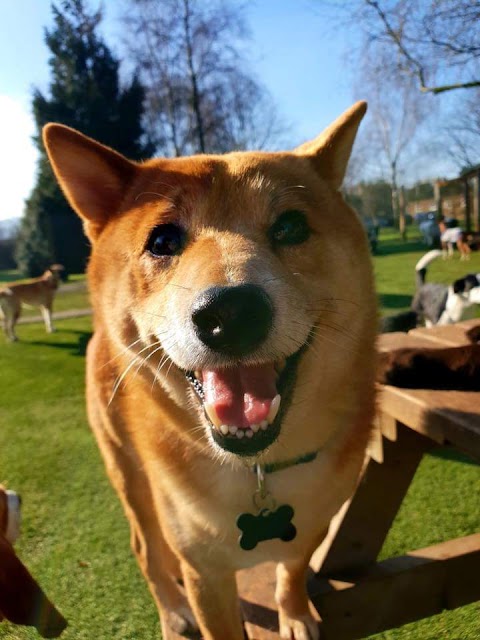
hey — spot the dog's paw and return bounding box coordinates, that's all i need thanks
[163,603,199,637]
[278,610,320,640]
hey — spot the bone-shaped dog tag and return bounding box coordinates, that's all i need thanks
[236,505,296,550]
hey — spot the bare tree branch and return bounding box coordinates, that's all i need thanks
[120,0,288,155]
[364,0,428,90]
[423,80,480,95]
[324,0,480,95]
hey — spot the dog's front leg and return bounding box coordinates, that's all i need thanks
[181,561,245,640]
[1,302,19,342]
[275,559,320,640]
[40,305,55,333]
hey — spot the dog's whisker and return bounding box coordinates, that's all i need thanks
[151,351,175,392]
[314,297,361,308]
[98,337,145,370]
[108,356,143,406]
[316,308,357,319]
[165,358,176,380]
[270,185,308,209]
[314,331,360,354]
[311,322,360,344]
[288,316,361,345]
[262,276,283,285]
[109,341,164,405]
[134,191,176,204]
[166,282,192,291]
[131,344,166,385]
[136,310,168,320]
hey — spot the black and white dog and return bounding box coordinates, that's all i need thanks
[381,249,480,332]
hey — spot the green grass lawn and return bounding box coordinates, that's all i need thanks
[0,233,479,639]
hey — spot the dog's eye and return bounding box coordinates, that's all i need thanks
[147,224,186,257]
[269,211,310,246]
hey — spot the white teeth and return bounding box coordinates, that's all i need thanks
[236,429,245,439]
[260,420,269,431]
[204,403,222,428]
[229,425,238,435]
[267,395,281,424]
[251,423,260,433]
[220,424,229,435]
[246,429,254,438]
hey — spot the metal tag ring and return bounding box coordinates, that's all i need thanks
[253,490,276,512]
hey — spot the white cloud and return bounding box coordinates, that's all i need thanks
[0,95,38,221]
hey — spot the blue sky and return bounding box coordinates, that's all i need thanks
[0,0,359,221]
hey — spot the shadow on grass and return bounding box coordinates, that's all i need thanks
[379,293,413,310]
[29,330,92,356]
[376,238,426,256]
[429,447,479,467]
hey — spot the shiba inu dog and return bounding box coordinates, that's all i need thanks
[43,101,377,639]
[0,265,64,342]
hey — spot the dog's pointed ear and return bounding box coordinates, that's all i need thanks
[294,101,367,190]
[43,124,138,240]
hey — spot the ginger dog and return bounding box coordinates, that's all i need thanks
[0,485,67,637]
[43,102,377,639]
[0,265,64,341]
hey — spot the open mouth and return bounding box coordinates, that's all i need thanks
[185,345,307,457]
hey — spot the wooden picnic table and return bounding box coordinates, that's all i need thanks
[163,319,480,640]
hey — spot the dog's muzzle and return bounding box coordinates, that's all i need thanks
[191,284,273,356]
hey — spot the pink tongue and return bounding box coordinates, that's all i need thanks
[203,363,277,428]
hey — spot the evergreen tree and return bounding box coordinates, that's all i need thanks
[16,0,153,276]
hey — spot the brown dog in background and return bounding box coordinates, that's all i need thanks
[0,265,64,342]
[44,102,376,639]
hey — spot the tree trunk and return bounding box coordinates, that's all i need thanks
[399,186,407,241]
[182,0,206,153]
[390,161,406,240]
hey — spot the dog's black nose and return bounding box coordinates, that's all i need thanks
[191,284,273,355]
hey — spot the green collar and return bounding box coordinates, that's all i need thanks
[258,451,318,475]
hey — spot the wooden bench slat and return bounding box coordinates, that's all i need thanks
[377,332,439,352]
[409,319,480,346]
[308,534,480,640]
[377,319,480,352]
[238,563,280,639]
[380,387,480,461]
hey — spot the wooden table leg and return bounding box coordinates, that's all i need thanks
[312,421,434,576]
[308,534,480,640]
